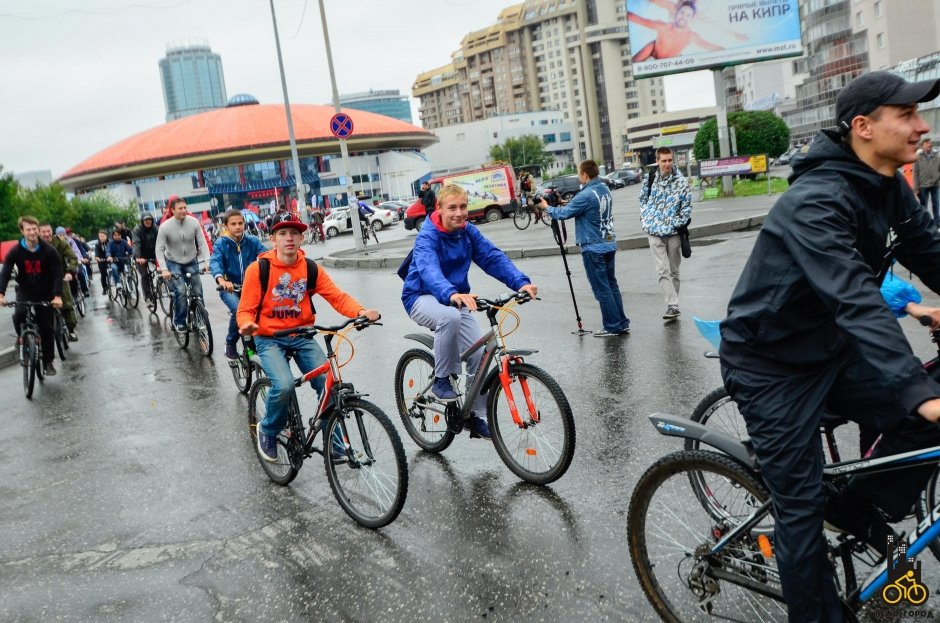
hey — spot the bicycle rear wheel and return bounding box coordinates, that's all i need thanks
[22,333,37,399]
[513,207,532,230]
[394,348,455,452]
[248,377,301,485]
[192,302,213,356]
[539,211,553,227]
[324,398,408,528]
[628,450,785,622]
[487,362,575,485]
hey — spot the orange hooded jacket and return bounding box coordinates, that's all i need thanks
[236,248,363,336]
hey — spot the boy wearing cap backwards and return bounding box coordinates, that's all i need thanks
[719,71,940,622]
[236,212,379,462]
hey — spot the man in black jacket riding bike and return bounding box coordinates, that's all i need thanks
[720,72,940,622]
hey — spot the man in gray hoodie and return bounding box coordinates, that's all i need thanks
[156,195,211,331]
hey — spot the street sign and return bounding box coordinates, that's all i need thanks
[330,113,354,139]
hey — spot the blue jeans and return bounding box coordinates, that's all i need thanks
[218,289,240,345]
[581,250,629,333]
[165,260,203,326]
[109,260,127,287]
[919,185,940,222]
[255,334,327,437]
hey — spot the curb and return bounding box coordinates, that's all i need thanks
[321,213,766,270]
[0,346,16,371]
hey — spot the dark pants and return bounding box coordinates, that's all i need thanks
[135,260,154,301]
[581,250,630,333]
[96,260,109,289]
[920,185,940,222]
[13,299,55,365]
[722,349,940,623]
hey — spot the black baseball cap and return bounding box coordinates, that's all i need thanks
[270,211,307,233]
[836,71,940,133]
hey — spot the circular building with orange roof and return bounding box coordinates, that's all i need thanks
[59,95,437,216]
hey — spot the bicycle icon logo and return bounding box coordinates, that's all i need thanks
[881,536,930,606]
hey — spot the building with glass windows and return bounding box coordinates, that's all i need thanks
[338,89,412,123]
[58,95,437,217]
[160,41,228,122]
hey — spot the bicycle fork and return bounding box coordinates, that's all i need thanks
[498,356,540,428]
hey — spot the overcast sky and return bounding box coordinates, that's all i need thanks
[0,0,712,178]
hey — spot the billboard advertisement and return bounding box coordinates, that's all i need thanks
[627,0,802,78]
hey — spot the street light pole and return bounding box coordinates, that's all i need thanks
[318,0,364,250]
[268,0,307,215]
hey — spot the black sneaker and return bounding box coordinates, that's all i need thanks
[594,328,629,337]
[44,362,57,376]
[68,331,78,342]
[467,417,492,440]
[663,306,680,320]
[224,342,238,359]
[174,324,187,333]
[823,489,895,558]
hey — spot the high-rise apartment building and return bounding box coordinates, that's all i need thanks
[159,40,227,122]
[782,0,940,145]
[414,0,666,170]
[338,89,412,123]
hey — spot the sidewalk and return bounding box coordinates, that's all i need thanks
[321,191,777,270]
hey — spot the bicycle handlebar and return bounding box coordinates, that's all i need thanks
[2,301,53,308]
[217,284,243,293]
[452,291,537,311]
[271,315,382,338]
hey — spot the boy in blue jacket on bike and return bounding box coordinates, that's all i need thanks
[401,184,538,439]
[210,208,267,359]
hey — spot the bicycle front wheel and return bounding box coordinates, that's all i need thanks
[248,378,300,485]
[539,211,553,227]
[628,450,785,623]
[75,289,86,317]
[54,315,67,361]
[513,207,532,230]
[394,348,455,452]
[915,469,940,562]
[192,302,213,356]
[324,398,408,528]
[125,275,139,308]
[157,279,172,317]
[22,333,37,399]
[487,362,575,485]
[231,342,253,394]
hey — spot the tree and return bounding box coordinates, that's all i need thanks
[0,165,136,242]
[488,134,555,174]
[692,110,790,163]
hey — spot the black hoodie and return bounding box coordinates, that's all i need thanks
[720,130,940,414]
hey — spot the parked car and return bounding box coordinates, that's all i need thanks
[378,200,409,220]
[608,168,641,185]
[323,206,395,237]
[541,175,582,201]
[600,174,625,189]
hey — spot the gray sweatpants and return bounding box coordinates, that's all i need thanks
[409,294,488,416]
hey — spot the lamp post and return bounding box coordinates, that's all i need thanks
[318,0,364,250]
[269,0,307,215]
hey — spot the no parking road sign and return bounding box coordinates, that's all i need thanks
[330,113,354,139]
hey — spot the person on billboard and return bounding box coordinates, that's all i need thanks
[628,0,730,62]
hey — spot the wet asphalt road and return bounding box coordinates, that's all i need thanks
[3,229,940,622]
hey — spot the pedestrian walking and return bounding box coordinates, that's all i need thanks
[915,137,940,222]
[639,147,692,320]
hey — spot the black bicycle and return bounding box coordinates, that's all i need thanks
[108,257,139,308]
[218,284,259,394]
[168,272,213,356]
[53,308,70,362]
[512,195,553,230]
[4,301,50,399]
[247,316,408,528]
[72,266,87,318]
[140,260,161,314]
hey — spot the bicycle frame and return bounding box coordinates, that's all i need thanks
[405,296,540,428]
[650,412,940,610]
